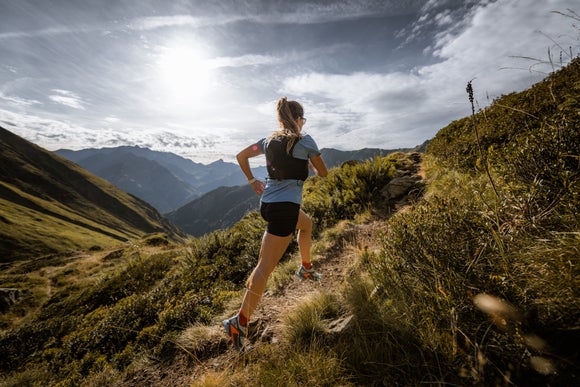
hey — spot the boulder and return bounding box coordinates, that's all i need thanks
[381,174,422,201]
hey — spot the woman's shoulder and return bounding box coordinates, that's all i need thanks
[298,134,318,147]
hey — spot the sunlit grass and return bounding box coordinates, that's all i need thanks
[243,343,353,386]
[266,257,298,294]
[0,194,128,260]
[283,292,342,348]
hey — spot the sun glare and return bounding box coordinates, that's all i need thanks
[156,43,212,106]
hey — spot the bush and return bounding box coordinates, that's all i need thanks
[302,155,398,230]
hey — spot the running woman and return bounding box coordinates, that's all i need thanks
[223,97,328,350]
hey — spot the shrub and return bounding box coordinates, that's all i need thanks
[427,57,580,176]
[338,274,441,385]
[302,155,398,230]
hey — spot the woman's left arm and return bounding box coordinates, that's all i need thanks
[309,154,328,177]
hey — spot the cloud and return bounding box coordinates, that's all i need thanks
[48,89,86,110]
[2,0,578,163]
[281,71,430,149]
[281,0,580,150]
[208,54,281,69]
[397,0,479,48]
[0,26,74,40]
[0,108,234,164]
[127,0,427,31]
[128,15,243,31]
[0,91,41,107]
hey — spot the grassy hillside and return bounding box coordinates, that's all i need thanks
[0,59,578,386]
[0,127,183,262]
[368,59,579,384]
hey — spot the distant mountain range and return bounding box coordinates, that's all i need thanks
[56,146,268,213]
[0,127,183,262]
[0,124,428,259]
[56,142,428,217]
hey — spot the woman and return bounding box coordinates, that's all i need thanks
[223,97,328,350]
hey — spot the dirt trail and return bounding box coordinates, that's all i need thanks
[198,220,386,383]
[251,219,387,340]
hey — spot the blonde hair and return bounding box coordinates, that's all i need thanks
[271,97,304,154]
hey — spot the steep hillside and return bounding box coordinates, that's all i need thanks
[427,58,580,173]
[166,184,260,236]
[1,60,577,386]
[0,151,421,387]
[0,127,183,261]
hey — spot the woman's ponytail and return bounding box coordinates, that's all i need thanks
[275,97,304,154]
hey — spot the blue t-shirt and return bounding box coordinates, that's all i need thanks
[257,134,320,204]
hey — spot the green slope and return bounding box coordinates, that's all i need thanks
[0,126,182,261]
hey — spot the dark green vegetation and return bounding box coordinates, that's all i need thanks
[0,128,183,262]
[1,59,578,385]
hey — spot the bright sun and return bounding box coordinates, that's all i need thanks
[156,43,212,106]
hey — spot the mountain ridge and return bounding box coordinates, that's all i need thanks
[55,146,268,213]
[166,143,429,236]
[0,126,183,262]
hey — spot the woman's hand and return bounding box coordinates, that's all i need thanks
[250,179,265,195]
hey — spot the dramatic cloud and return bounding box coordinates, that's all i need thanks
[280,0,580,149]
[0,0,578,163]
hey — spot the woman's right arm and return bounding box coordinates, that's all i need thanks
[309,154,328,177]
[237,143,265,194]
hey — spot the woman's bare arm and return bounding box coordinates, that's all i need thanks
[237,143,265,194]
[309,154,328,177]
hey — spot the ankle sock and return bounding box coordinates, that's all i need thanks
[238,309,248,326]
[302,261,312,270]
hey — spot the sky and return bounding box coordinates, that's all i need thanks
[0,0,579,165]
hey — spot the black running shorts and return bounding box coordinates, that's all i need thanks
[260,201,300,237]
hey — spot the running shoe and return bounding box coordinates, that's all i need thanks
[223,314,247,351]
[296,264,322,281]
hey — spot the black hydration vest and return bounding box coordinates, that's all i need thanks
[265,135,309,181]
